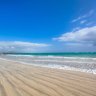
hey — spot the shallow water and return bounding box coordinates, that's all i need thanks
[0,54,96,74]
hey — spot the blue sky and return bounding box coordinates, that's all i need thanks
[0,0,96,52]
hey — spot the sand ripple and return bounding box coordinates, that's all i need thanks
[0,59,96,96]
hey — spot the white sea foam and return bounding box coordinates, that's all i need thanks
[0,54,96,74]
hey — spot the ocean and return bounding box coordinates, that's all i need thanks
[4,52,96,57]
[0,52,96,74]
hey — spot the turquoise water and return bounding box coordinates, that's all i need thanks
[6,52,96,58]
[1,52,96,74]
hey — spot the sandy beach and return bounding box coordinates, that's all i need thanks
[0,58,96,96]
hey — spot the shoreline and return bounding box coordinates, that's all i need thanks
[0,58,96,96]
[0,56,96,75]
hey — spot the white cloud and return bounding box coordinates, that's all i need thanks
[0,41,50,53]
[72,27,80,31]
[80,20,87,24]
[72,17,82,23]
[72,10,94,23]
[53,26,96,46]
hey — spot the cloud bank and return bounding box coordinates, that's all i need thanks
[53,26,96,46]
[0,41,50,53]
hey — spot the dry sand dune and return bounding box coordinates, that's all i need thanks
[0,59,96,96]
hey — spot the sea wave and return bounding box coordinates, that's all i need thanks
[0,54,96,74]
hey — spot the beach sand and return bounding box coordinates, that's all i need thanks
[0,59,96,96]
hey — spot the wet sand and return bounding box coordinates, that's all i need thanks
[0,59,96,96]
